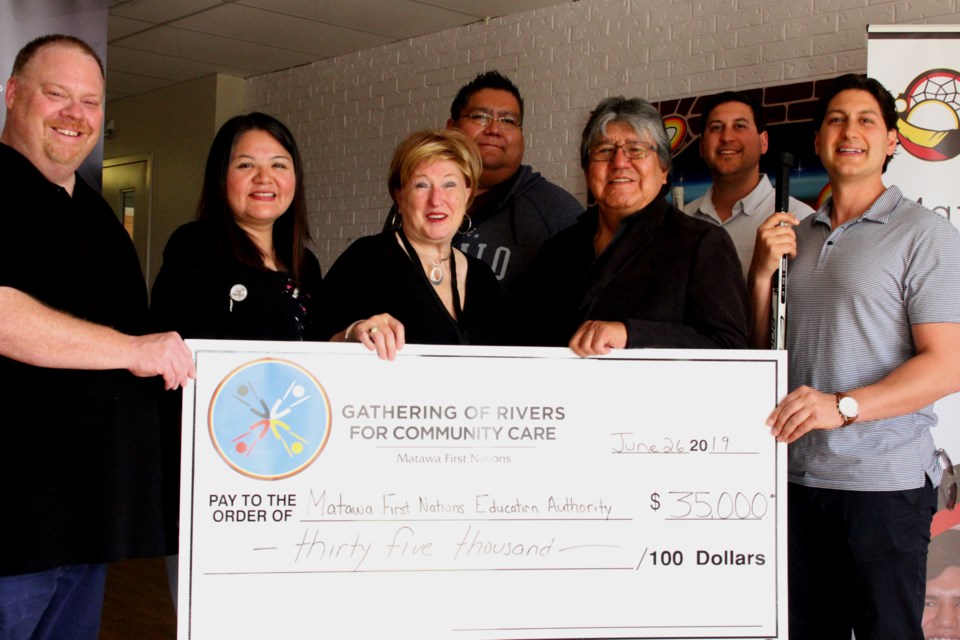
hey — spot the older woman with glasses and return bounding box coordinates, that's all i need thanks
[529,96,749,353]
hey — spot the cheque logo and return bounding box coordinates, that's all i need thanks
[896,68,960,162]
[209,359,331,480]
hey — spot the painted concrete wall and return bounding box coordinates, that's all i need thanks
[243,0,960,271]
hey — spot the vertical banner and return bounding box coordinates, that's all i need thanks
[867,25,960,454]
[0,0,107,187]
[868,25,960,226]
[868,25,960,640]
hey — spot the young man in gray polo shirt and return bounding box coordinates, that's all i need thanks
[750,74,960,639]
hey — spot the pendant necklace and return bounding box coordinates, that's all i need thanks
[396,227,465,331]
[428,254,451,286]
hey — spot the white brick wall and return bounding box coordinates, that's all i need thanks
[244,0,960,270]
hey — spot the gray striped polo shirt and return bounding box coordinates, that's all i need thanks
[787,185,960,491]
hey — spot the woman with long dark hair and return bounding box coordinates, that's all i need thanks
[151,112,322,605]
[152,112,322,340]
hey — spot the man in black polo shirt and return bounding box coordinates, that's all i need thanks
[0,34,194,639]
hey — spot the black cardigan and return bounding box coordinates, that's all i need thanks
[527,196,750,350]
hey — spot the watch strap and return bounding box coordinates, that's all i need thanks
[834,392,857,427]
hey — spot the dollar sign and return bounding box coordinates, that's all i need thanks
[650,492,661,511]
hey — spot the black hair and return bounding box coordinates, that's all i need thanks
[814,74,898,172]
[449,70,524,123]
[197,112,311,282]
[698,90,766,134]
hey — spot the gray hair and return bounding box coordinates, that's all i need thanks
[579,96,671,172]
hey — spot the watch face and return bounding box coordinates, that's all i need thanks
[839,396,859,418]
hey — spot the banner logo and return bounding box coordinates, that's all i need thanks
[896,68,960,162]
[209,358,331,479]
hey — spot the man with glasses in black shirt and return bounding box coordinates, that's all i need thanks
[386,71,582,330]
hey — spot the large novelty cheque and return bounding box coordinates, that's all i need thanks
[179,342,788,640]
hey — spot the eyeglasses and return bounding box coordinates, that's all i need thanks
[938,448,957,511]
[589,142,657,162]
[460,112,522,129]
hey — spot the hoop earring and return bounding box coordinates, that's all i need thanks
[392,213,403,231]
[457,214,472,235]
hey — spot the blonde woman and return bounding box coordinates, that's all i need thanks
[322,129,504,358]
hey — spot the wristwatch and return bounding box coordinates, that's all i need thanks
[835,392,859,427]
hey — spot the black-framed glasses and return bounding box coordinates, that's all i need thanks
[460,112,522,129]
[589,141,657,162]
[938,448,957,511]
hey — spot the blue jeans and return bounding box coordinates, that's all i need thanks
[0,564,107,640]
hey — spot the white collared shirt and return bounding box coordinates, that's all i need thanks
[684,175,814,276]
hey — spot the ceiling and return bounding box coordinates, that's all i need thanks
[107,0,573,102]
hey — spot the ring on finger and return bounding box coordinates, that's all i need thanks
[368,326,380,335]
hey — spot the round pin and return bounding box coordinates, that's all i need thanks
[230,284,248,302]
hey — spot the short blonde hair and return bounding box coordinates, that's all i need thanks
[388,129,482,209]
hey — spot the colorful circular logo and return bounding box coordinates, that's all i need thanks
[209,359,331,479]
[896,68,960,162]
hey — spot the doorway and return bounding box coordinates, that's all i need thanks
[103,154,152,282]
